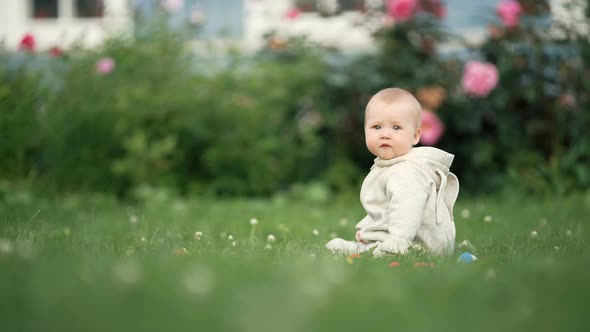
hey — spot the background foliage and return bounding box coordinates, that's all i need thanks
[1,0,589,197]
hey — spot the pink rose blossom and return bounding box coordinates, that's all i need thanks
[461,61,499,97]
[285,7,301,20]
[420,110,444,146]
[419,0,446,19]
[161,0,184,13]
[19,33,36,52]
[496,0,522,28]
[48,46,63,58]
[96,57,115,75]
[386,0,418,22]
[432,0,446,19]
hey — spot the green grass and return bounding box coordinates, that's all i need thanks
[1,189,590,332]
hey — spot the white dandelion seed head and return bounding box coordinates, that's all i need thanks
[194,231,202,240]
[231,241,237,247]
[530,230,538,238]
[566,229,573,237]
[553,246,559,252]
[228,235,234,241]
[129,215,139,224]
[461,209,471,219]
[266,234,276,242]
[483,215,493,223]
[141,236,146,242]
[250,218,258,226]
[312,229,320,236]
[264,244,272,250]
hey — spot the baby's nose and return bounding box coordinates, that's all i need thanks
[380,128,392,138]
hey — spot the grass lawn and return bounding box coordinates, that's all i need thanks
[1,189,589,332]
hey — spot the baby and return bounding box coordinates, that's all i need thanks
[326,88,459,257]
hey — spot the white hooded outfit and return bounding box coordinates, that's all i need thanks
[326,146,459,256]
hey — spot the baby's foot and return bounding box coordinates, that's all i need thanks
[325,238,377,255]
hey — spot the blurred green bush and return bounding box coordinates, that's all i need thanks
[1,0,588,197]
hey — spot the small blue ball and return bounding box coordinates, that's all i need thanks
[458,252,477,263]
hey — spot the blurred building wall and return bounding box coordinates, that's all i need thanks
[0,0,131,51]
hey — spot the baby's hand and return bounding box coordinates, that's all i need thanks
[355,230,366,243]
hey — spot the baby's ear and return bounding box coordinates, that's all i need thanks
[413,128,422,145]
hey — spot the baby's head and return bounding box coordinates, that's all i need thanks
[364,88,422,160]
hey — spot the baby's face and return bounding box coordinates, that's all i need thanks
[364,99,421,160]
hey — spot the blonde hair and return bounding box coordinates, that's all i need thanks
[365,88,422,129]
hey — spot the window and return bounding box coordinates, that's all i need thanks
[31,0,58,19]
[75,0,104,18]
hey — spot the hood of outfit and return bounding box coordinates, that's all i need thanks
[356,146,459,255]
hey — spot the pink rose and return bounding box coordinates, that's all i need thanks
[96,57,115,75]
[285,7,301,20]
[19,33,36,52]
[461,61,499,97]
[48,46,63,58]
[496,0,522,28]
[419,0,446,19]
[386,0,418,22]
[420,110,444,146]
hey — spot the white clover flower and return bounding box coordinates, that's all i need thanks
[141,236,146,242]
[458,240,472,248]
[329,232,338,239]
[228,235,234,241]
[250,218,259,226]
[530,230,538,238]
[461,209,471,219]
[312,229,320,236]
[264,244,272,250]
[267,234,276,242]
[129,215,138,224]
[553,246,559,252]
[483,215,493,223]
[339,218,349,226]
[566,229,573,237]
[231,241,237,247]
[194,231,202,240]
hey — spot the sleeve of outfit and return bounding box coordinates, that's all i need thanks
[355,215,374,229]
[373,170,428,256]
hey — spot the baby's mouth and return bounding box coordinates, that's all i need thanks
[380,144,391,148]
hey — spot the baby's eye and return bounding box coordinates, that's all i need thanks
[393,125,401,130]
[372,125,381,130]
